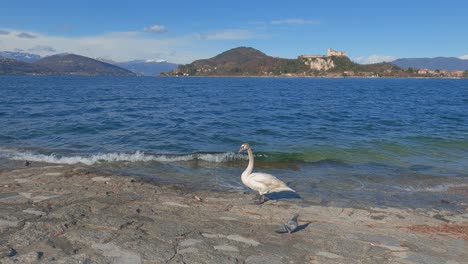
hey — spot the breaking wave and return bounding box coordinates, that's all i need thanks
[2,149,247,165]
[394,183,468,193]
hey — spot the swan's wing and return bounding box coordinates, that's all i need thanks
[248,172,287,188]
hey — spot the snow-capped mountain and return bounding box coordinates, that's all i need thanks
[0,51,41,63]
[95,58,178,76]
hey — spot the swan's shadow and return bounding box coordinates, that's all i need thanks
[266,191,301,201]
[293,222,311,233]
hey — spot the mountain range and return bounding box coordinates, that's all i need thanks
[391,57,468,71]
[34,54,136,76]
[0,51,41,63]
[0,51,178,76]
[114,60,178,76]
[0,53,135,76]
[1,49,467,76]
[94,57,178,75]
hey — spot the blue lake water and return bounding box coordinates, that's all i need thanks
[0,76,467,210]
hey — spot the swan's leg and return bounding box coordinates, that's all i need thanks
[250,195,262,204]
[259,194,265,204]
[252,193,260,201]
[252,194,268,205]
[250,194,263,205]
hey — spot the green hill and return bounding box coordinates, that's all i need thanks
[176,47,308,76]
[171,47,401,77]
[329,56,400,74]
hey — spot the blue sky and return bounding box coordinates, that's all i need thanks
[1,0,467,63]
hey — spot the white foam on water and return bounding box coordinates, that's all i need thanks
[1,149,246,165]
[395,183,468,193]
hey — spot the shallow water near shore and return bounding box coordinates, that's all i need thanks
[1,76,467,210]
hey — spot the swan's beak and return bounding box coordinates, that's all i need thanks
[238,147,244,153]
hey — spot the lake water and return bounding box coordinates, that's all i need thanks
[1,76,467,210]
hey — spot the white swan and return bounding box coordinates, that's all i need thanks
[239,143,295,204]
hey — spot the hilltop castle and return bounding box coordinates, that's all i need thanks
[297,48,348,71]
[298,48,347,60]
[327,48,347,57]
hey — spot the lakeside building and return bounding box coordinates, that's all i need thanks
[450,71,465,77]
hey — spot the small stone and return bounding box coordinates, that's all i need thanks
[136,208,141,214]
[32,194,61,203]
[202,233,225,238]
[226,235,260,246]
[316,251,342,259]
[92,243,141,263]
[163,202,189,208]
[246,255,282,264]
[214,245,239,252]
[14,179,31,183]
[37,251,44,259]
[43,172,62,176]
[178,247,198,254]
[92,176,111,182]
[19,192,32,199]
[179,239,202,247]
[22,209,47,216]
[0,219,19,227]
[219,217,238,221]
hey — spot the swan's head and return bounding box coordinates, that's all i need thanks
[239,143,250,153]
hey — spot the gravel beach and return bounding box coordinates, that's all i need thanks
[1,164,467,263]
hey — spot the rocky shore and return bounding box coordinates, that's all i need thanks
[0,164,466,263]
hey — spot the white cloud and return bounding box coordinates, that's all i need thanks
[28,45,56,52]
[271,18,320,25]
[17,32,37,39]
[143,25,167,33]
[0,28,215,63]
[199,29,255,40]
[459,54,468,60]
[353,55,397,64]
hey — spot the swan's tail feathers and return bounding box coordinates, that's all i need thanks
[272,186,296,193]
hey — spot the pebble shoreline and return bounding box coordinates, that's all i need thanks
[0,164,467,263]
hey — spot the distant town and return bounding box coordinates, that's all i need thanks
[298,48,467,78]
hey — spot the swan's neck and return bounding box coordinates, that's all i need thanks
[242,148,254,179]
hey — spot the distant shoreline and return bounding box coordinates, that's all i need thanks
[1,74,466,79]
[162,75,467,79]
